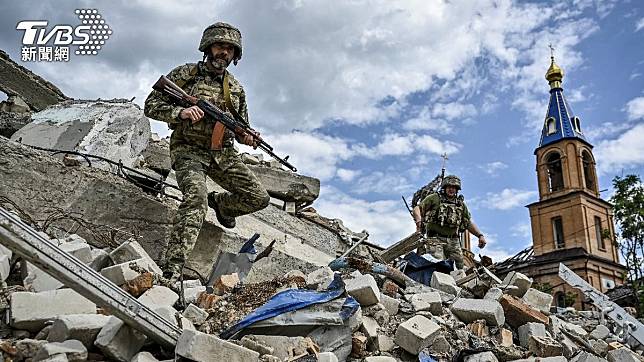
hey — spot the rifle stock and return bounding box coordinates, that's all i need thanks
[152,76,297,172]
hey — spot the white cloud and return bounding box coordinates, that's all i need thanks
[353,172,412,195]
[481,189,538,210]
[511,222,533,248]
[313,186,414,247]
[636,17,644,32]
[432,102,477,121]
[595,123,644,175]
[336,168,361,182]
[625,97,644,120]
[480,161,509,176]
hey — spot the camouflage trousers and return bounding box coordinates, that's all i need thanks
[161,155,269,271]
[417,236,464,269]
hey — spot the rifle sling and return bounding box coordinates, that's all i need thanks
[210,71,242,150]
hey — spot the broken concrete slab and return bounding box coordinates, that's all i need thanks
[137,286,179,308]
[246,164,320,204]
[499,294,549,329]
[517,322,546,348]
[11,99,150,171]
[484,287,503,301]
[463,267,502,298]
[501,271,532,298]
[153,306,195,331]
[100,258,160,285]
[22,261,64,292]
[522,287,554,315]
[591,324,610,340]
[450,298,505,326]
[0,50,67,111]
[89,248,111,271]
[571,351,609,362]
[607,346,643,362]
[360,316,380,340]
[10,289,96,331]
[182,304,208,325]
[131,351,160,362]
[528,335,563,358]
[34,340,87,362]
[47,314,111,348]
[379,293,399,316]
[317,352,339,362]
[15,339,48,360]
[175,329,259,362]
[394,315,440,355]
[344,274,380,306]
[94,316,147,362]
[305,266,335,290]
[109,239,159,268]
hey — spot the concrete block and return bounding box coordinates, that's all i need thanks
[176,329,259,362]
[100,258,160,285]
[528,335,563,358]
[607,347,641,362]
[501,271,532,298]
[47,314,111,348]
[394,315,440,355]
[183,303,209,325]
[60,242,93,264]
[430,272,460,295]
[110,239,157,267]
[345,305,362,332]
[517,322,546,347]
[563,321,588,337]
[344,274,380,306]
[39,355,69,362]
[591,324,610,340]
[450,298,505,326]
[243,335,312,361]
[429,334,451,355]
[154,306,195,331]
[34,340,87,362]
[174,279,203,289]
[10,289,96,331]
[94,316,147,362]
[379,293,399,315]
[89,249,111,271]
[23,261,64,292]
[317,352,339,362]
[464,351,499,362]
[137,286,179,308]
[521,288,554,315]
[591,339,608,355]
[410,292,442,315]
[184,286,207,305]
[360,316,379,340]
[213,273,240,295]
[131,352,159,362]
[499,294,548,328]
[305,266,335,290]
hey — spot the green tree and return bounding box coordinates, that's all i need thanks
[611,174,644,313]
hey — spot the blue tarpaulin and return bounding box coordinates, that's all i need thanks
[220,274,359,339]
[399,252,454,286]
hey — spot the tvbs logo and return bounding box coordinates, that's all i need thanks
[17,9,112,62]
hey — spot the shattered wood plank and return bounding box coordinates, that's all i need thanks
[378,232,424,263]
[0,206,181,347]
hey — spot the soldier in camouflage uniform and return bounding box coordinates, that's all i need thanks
[412,175,486,269]
[144,22,270,280]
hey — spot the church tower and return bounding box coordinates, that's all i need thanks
[523,55,625,309]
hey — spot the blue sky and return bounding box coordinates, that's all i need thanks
[1,0,643,262]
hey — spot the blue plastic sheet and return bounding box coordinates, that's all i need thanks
[399,252,454,286]
[418,351,437,362]
[220,274,359,339]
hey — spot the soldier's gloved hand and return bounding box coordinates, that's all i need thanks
[179,106,204,123]
[415,220,422,233]
[478,235,487,249]
[241,129,261,149]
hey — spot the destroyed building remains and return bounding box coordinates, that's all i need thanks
[0,49,641,362]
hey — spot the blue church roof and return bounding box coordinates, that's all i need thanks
[537,86,586,148]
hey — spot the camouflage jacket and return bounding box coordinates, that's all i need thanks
[144,61,249,169]
[419,192,471,238]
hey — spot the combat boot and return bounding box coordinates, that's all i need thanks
[207,191,236,228]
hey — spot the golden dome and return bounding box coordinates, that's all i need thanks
[545,56,564,84]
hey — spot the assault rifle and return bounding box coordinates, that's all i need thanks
[152,75,297,172]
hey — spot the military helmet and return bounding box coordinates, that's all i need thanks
[441,175,461,190]
[199,22,242,62]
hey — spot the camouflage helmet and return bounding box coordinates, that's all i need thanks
[199,22,242,62]
[441,175,461,190]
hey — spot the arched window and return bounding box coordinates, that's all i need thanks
[555,292,566,308]
[582,151,595,190]
[546,117,557,135]
[546,152,564,192]
[572,117,582,133]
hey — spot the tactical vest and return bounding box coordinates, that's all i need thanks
[172,63,242,149]
[425,193,467,233]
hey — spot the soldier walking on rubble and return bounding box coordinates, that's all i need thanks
[412,175,486,269]
[144,22,270,281]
